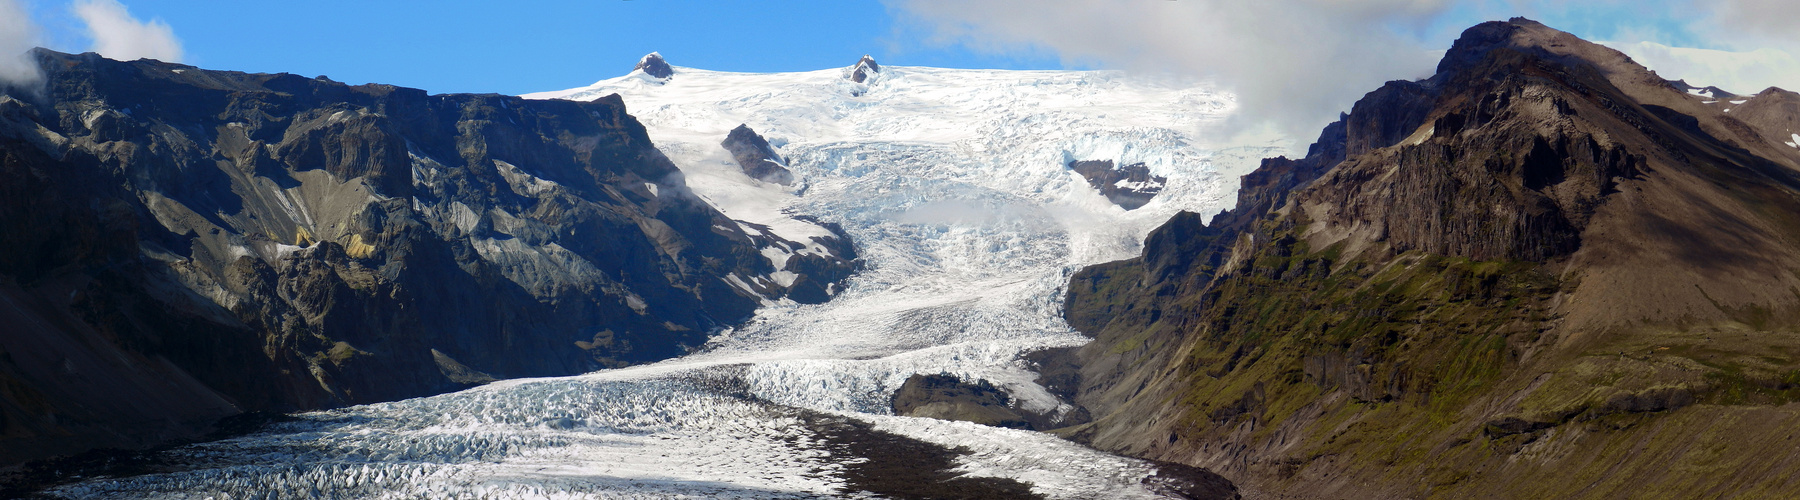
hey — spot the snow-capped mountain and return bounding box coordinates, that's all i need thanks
[48,55,1282,498]
[525,54,1283,272]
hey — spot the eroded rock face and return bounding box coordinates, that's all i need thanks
[0,49,851,465]
[721,124,794,185]
[735,216,859,304]
[634,52,674,79]
[1070,159,1166,210]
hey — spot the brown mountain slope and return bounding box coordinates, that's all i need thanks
[1061,18,1800,499]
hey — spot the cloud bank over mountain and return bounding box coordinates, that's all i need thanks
[0,0,184,87]
[885,0,1800,148]
[886,0,1451,144]
[0,0,42,87]
[74,0,183,63]
[1605,41,1800,96]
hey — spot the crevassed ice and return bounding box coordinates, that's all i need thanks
[49,65,1288,499]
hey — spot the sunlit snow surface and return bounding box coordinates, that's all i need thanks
[49,65,1286,498]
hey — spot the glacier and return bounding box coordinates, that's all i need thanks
[45,62,1286,499]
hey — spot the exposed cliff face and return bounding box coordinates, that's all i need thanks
[1063,19,1800,498]
[0,50,852,465]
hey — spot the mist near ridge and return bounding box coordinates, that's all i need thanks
[884,0,1800,150]
[0,0,183,90]
[73,0,183,63]
[0,0,41,88]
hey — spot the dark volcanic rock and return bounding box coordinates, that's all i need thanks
[721,124,794,185]
[891,373,1089,431]
[1140,461,1241,500]
[799,411,1042,499]
[893,374,1029,429]
[634,52,673,79]
[850,55,881,84]
[1070,159,1166,210]
[759,215,860,304]
[0,49,852,465]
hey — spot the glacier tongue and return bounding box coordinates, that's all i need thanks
[49,65,1284,499]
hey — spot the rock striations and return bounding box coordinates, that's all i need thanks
[0,49,853,465]
[1061,18,1800,498]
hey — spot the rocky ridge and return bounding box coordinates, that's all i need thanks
[1061,18,1800,498]
[0,49,853,466]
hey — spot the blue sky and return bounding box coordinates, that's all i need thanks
[16,0,1074,94]
[8,0,1739,95]
[7,0,1798,139]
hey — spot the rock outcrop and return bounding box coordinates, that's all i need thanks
[849,55,881,84]
[1669,78,1739,99]
[1070,159,1166,210]
[891,373,1089,431]
[0,49,852,465]
[634,52,673,79]
[1060,18,1800,498]
[892,374,1032,429]
[720,124,794,185]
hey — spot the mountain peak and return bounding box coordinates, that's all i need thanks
[1436,17,1638,78]
[635,52,673,79]
[850,54,881,83]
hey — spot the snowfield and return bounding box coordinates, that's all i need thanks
[48,61,1285,499]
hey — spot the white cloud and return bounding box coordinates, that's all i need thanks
[0,0,43,88]
[1709,0,1800,42]
[1605,41,1800,95]
[883,0,1800,149]
[885,0,1455,148]
[74,0,182,63]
